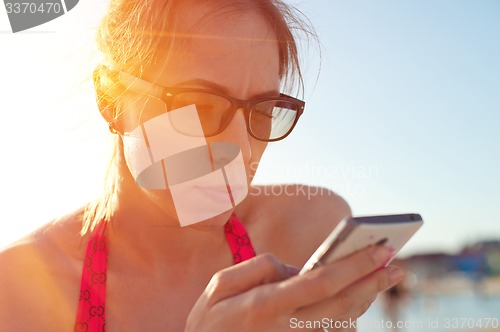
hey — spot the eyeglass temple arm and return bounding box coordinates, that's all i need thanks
[116,69,164,99]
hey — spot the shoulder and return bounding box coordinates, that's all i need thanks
[239,184,352,266]
[0,209,86,331]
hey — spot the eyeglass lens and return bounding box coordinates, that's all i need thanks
[166,92,298,140]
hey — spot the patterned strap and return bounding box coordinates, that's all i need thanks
[224,213,256,263]
[74,222,108,332]
[74,213,255,331]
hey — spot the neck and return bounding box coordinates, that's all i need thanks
[104,163,234,275]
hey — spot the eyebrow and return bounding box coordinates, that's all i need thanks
[172,78,280,98]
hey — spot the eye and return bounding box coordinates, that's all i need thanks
[193,102,219,114]
[253,103,274,118]
[173,92,230,112]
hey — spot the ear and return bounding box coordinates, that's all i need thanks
[93,66,117,128]
[96,95,115,123]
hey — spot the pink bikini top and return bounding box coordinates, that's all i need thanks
[74,213,256,332]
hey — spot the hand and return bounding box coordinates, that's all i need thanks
[185,246,403,332]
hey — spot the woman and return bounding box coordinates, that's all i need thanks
[0,0,404,331]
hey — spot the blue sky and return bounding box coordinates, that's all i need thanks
[257,0,500,255]
[1,1,499,256]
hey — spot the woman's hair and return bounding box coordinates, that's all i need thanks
[84,0,316,235]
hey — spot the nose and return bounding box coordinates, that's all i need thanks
[207,108,252,163]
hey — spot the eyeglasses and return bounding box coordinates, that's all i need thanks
[100,66,305,142]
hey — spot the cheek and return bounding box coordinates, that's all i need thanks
[251,138,268,161]
[117,94,167,134]
[248,139,268,175]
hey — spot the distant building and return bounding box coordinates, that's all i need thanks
[402,239,500,278]
[402,253,454,278]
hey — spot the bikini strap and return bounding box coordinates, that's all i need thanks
[74,222,108,332]
[224,213,256,263]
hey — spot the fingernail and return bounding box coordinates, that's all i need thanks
[389,266,405,283]
[379,257,392,269]
[371,246,391,265]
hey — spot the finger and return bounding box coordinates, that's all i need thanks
[204,253,294,306]
[271,245,392,310]
[329,265,404,316]
[294,265,404,322]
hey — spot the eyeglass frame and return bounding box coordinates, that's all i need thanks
[98,65,305,142]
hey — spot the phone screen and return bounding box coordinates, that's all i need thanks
[299,214,423,275]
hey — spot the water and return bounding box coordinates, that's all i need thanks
[358,290,500,331]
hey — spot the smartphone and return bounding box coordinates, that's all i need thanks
[299,213,423,275]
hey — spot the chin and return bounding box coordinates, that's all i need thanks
[185,209,234,231]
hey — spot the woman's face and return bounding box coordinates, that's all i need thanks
[119,5,280,227]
